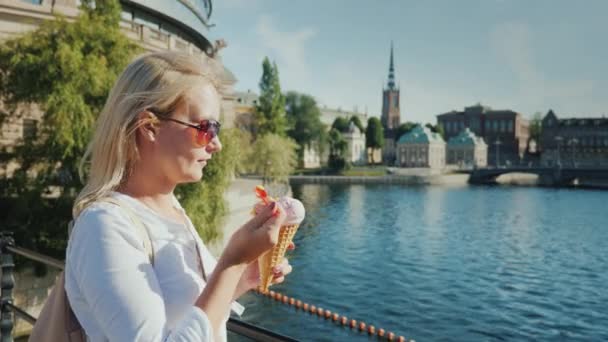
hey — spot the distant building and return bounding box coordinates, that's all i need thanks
[540,110,608,166]
[302,144,322,169]
[232,90,258,132]
[343,122,366,165]
[319,106,368,128]
[446,128,487,168]
[437,104,530,166]
[396,125,445,169]
[0,0,237,153]
[381,42,401,164]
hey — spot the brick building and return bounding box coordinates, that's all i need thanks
[437,104,530,166]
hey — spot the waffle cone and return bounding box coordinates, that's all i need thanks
[257,223,299,292]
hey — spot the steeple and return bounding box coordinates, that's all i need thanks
[387,41,396,90]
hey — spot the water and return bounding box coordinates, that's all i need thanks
[230,184,608,341]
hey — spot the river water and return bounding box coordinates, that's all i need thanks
[231,184,608,341]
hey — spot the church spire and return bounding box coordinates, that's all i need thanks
[387,41,396,90]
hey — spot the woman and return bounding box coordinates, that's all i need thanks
[65,52,291,341]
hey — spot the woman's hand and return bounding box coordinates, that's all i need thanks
[220,202,286,267]
[234,255,294,299]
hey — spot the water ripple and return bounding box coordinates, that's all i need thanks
[234,185,608,341]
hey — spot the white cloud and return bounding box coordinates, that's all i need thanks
[490,22,595,114]
[255,15,318,90]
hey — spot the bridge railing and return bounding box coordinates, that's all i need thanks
[0,231,298,342]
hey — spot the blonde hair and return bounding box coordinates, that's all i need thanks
[73,51,222,218]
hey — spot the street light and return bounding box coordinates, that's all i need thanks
[555,136,563,167]
[494,138,502,167]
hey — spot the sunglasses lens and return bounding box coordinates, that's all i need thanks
[194,121,220,147]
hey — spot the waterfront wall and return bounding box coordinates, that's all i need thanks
[289,174,470,186]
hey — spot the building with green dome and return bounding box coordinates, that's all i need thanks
[396,125,446,169]
[447,128,488,168]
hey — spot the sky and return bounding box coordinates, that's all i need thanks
[210,0,607,124]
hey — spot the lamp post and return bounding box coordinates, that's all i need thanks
[555,136,563,167]
[568,138,578,167]
[494,138,501,167]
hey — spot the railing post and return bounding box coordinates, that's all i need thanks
[0,232,15,342]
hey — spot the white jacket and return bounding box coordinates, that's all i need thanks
[65,192,243,341]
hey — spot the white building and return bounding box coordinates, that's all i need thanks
[343,121,366,165]
[446,128,487,168]
[396,125,446,169]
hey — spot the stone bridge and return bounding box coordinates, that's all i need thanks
[469,166,608,186]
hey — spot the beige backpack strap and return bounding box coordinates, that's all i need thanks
[98,197,155,266]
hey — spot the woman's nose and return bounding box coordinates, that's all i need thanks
[206,136,222,153]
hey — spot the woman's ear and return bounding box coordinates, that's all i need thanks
[136,110,159,142]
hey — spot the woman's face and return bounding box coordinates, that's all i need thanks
[152,82,222,185]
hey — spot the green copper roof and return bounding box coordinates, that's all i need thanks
[397,125,445,144]
[447,128,486,146]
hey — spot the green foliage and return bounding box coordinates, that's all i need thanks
[365,117,384,164]
[327,128,348,171]
[0,0,140,193]
[396,122,416,140]
[425,123,445,138]
[530,112,543,142]
[284,91,326,165]
[331,117,350,133]
[0,0,141,256]
[350,115,365,133]
[255,57,286,136]
[247,134,298,184]
[175,128,246,243]
[365,117,384,149]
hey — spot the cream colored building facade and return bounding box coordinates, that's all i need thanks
[446,128,488,168]
[396,125,446,169]
[0,0,237,161]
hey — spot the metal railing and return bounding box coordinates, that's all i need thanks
[0,232,298,342]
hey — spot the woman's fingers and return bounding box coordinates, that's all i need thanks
[244,202,276,232]
[272,258,292,279]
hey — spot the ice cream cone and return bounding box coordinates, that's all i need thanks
[257,223,299,292]
[252,186,305,292]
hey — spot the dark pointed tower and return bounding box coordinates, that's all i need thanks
[381,42,401,130]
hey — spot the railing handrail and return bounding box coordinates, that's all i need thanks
[5,245,64,271]
[0,233,299,342]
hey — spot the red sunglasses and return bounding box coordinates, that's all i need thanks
[150,109,221,147]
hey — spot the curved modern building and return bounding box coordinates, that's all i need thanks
[0,0,238,153]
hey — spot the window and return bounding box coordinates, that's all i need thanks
[485,120,490,131]
[508,121,514,132]
[23,119,38,140]
[22,0,43,4]
[493,120,498,131]
[500,120,506,132]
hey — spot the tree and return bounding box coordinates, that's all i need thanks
[255,57,286,136]
[327,128,348,171]
[247,134,298,184]
[331,117,350,133]
[284,91,326,166]
[425,123,445,138]
[0,0,141,257]
[350,115,365,133]
[365,117,384,164]
[396,122,416,140]
[530,111,543,143]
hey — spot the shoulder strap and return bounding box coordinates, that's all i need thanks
[98,197,155,266]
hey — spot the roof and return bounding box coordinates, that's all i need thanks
[447,128,487,146]
[234,90,259,107]
[397,125,445,144]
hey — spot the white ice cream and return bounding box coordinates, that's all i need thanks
[277,196,305,225]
